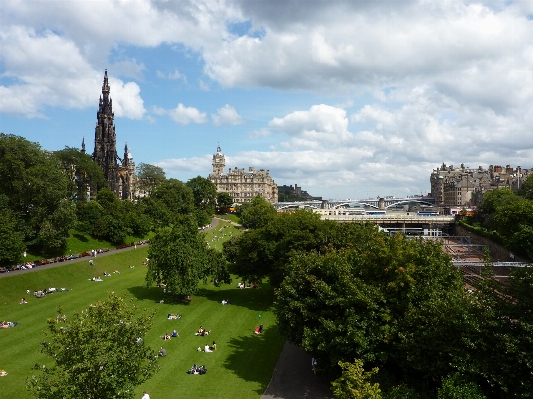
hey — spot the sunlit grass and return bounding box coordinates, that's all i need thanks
[0,227,283,399]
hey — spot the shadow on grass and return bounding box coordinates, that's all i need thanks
[223,326,282,395]
[73,233,89,242]
[127,285,192,305]
[195,284,274,313]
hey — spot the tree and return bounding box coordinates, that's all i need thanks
[239,196,277,229]
[27,293,159,399]
[149,178,194,218]
[331,359,382,399]
[223,211,376,286]
[0,134,74,252]
[0,196,25,266]
[53,147,106,202]
[135,163,166,196]
[186,176,217,216]
[216,192,234,212]
[437,374,487,399]
[274,231,470,379]
[146,216,210,297]
[518,173,533,199]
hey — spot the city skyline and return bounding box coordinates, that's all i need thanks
[1,1,532,199]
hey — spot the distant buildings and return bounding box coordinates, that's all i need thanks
[85,70,135,200]
[208,145,278,204]
[430,163,531,208]
[278,184,321,202]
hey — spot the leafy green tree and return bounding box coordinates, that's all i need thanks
[186,176,217,216]
[224,211,376,286]
[146,216,210,297]
[150,178,194,218]
[518,173,533,199]
[53,147,106,202]
[135,162,166,196]
[239,196,277,229]
[76,201,106,234]
[0,134,74,252]
[194,208,213,228]
[216,192,234,212]
[275,232,469,380]
[96,188,120,214]
[92,215,129,244]
[27,293,159,399]
[0,197,25,266]
[331,359,382,399]
[437,373,487,399]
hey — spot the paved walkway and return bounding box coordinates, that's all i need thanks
[261,343,334,399]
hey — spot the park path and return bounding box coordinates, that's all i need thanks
[0,217,225,279]
[261,343,334,399]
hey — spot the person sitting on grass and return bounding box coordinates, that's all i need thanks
[204,344,212,353]
[20,298,27,304]
[195,326,211,336]
[210,341,216,351]
[158,347,167,357]
[172,330,179,338]
[254,324,263,334]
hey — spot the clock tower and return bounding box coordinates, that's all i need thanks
[212,144,225,175]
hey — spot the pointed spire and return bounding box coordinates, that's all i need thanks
[217,142,221,153]
[81,137,86,153]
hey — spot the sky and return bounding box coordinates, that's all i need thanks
[1,0,533,200]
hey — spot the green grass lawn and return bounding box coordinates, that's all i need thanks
[0,246,284,398]
[216,214,241,224]
[203,219,242,251]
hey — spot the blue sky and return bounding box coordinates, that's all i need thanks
[1,0,532,200]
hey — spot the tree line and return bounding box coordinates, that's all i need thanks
[461,175,533,261]
[0,133,227,266]
[223,210,533,398]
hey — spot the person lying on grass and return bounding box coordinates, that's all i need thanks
[161,333,171,340]
[188,364,207,374]
[254,324,263,334]
[167,313,182,320]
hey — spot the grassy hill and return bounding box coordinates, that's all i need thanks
[0,224,284,398]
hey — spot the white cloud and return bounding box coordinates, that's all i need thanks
[212,104,244,126]
[156,69,187,82]
[108,77,146,120]
[268,104,353,149]
[152,104,207,125]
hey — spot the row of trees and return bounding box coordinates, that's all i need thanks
[465,176,533,260]
[223,210,533,398]
[0,133,232,266]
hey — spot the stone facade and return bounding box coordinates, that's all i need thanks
[431,163,531,207]
[208,146,278,204]
[89,70,135,200]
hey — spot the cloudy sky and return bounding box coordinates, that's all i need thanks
[1,0,532,200]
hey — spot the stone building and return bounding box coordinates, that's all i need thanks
[430,162,530,207]
[208,145,278,204]
[86,70,135,199]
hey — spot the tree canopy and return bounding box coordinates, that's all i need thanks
[0,133,75,252]
[146,216,231,297]
[135,162,166,196]
[216,192,234,212]
[238,195,277,229]
[27,293,159,399]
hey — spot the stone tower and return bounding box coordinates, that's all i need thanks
[92,70,135,199]
[212,144,225,175]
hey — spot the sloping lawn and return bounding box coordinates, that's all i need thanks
[0,246,284,398]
